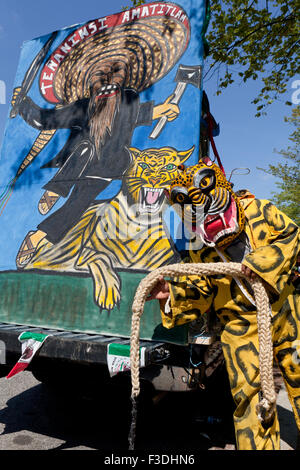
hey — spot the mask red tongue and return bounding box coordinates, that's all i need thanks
[203,199,236,242]
[204,216,224,240]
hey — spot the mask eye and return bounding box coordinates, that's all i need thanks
[200,176,211,188]
[170,187,190,205]
[176,193,186,203]
[193,169,216,192]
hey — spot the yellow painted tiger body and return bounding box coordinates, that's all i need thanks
[26,146,193,310]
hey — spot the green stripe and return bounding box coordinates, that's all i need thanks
[108,343,131,357]
[19,332,49,343]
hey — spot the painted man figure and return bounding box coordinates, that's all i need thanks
[13,7,191,268]
[15,61,178,266]
[147,157,300,450]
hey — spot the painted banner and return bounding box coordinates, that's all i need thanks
[0,1,208,342]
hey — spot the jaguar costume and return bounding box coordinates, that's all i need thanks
[157,157,300,450]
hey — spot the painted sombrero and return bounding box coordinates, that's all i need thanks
[39,1,191,104]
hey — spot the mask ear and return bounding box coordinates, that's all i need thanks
[127,147,141,161]
[178,145,195,163]
[202,156,213,166]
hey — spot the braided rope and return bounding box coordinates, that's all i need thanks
[130,262,276,431]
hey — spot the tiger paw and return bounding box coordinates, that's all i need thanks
[89,261,121,311]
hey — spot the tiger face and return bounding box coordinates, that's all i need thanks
[169,157,245,247]
[124,146,194,213]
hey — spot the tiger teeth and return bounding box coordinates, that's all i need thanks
[139,187,165,214]
[146,188,163,193]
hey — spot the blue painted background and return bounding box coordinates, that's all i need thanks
[0,0,206,271]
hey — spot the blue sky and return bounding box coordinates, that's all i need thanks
[0,0,298,201]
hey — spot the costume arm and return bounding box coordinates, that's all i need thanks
[18,97,86,130]
[243,200,300,294]
[161,274,214,329]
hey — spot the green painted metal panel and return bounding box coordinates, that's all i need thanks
[0,270,188,344]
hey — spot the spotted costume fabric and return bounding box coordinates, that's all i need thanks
[162,192,300,450]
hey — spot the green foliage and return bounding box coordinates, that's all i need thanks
[126,0,299,116]
[205,0,300,116]
[258,106,300,225]
[122,0,146,10]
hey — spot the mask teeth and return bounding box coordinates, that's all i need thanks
[220,212,226,227]
[213,228,230,242]
[199,223,215,247]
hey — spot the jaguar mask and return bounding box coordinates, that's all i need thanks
[168,157,245,247]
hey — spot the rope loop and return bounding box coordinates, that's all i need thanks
[130,262,276,423]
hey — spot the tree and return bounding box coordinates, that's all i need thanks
[258,106,300,225]
[205,0,299,116]
[122,0,145,10]
[128,0,300,116]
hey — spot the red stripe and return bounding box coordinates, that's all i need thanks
[207,112,226,176]
[6,362,29,379]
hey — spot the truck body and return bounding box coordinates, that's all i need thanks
[0,0,218,392]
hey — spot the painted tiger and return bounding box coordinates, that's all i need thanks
[25,145,194,310]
